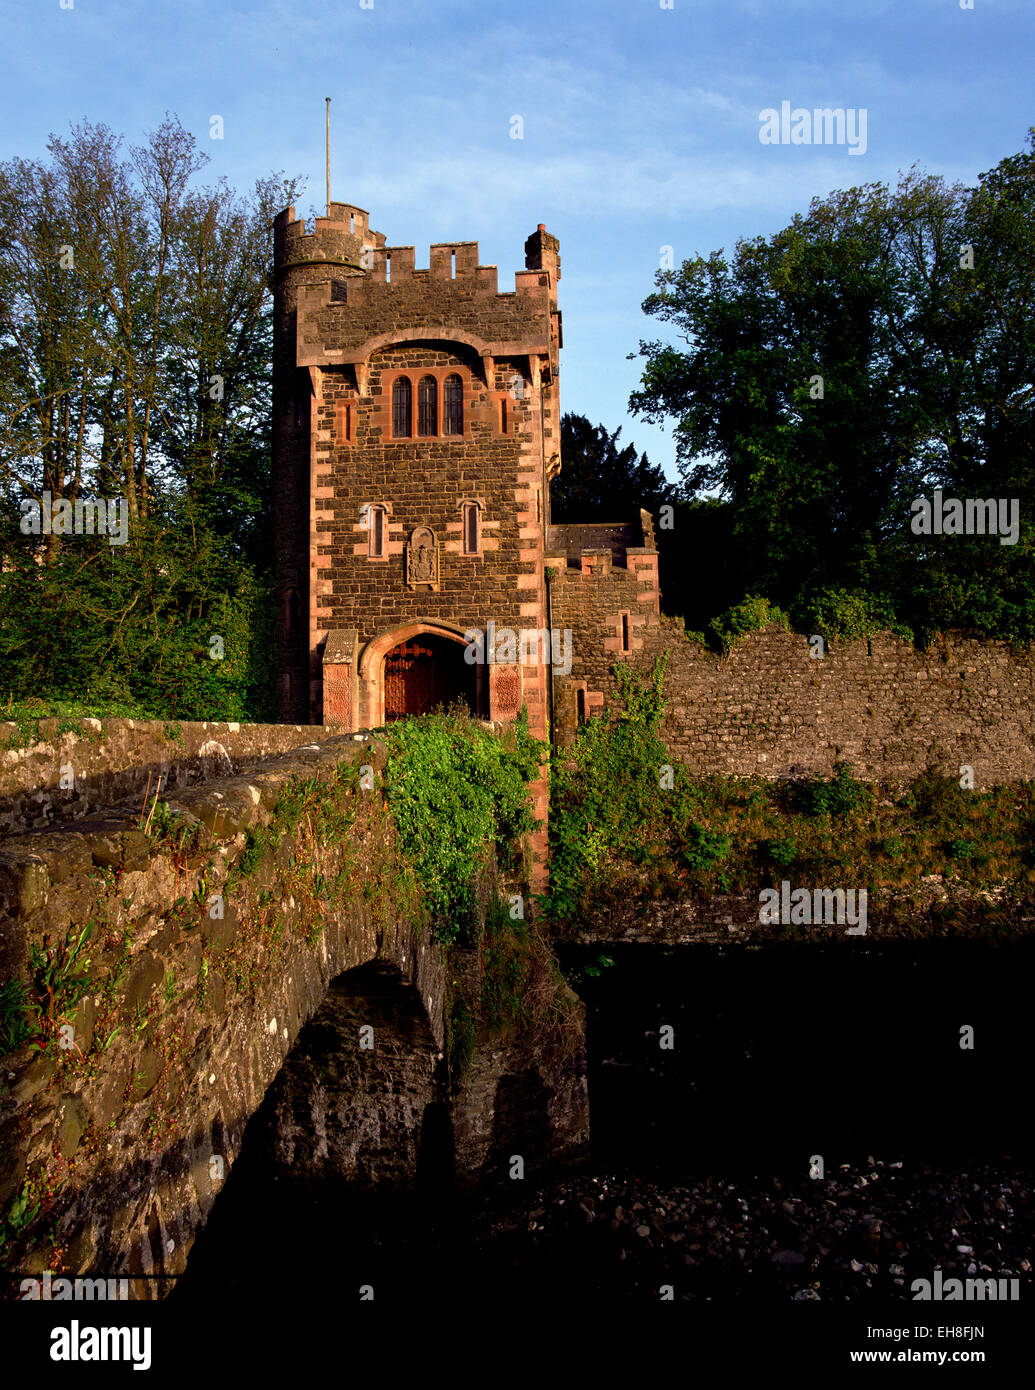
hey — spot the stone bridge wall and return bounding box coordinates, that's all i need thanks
[0,733,586,1296]
[0,718,339,835]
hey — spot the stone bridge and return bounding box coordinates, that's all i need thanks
[0,722,587,1297]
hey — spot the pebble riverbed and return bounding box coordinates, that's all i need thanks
[470,1157,1034,1300]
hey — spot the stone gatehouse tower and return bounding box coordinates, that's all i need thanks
[272,200,563,745]
[272,196,663,785]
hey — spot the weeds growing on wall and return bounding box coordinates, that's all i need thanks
[0,983,35,1054]
[381,706,544,943]
[544,656,678,920]
[545,659,1035,926]
[444,891,582,1089]
[707,595,790,655]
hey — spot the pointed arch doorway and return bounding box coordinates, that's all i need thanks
[383,633,478,719]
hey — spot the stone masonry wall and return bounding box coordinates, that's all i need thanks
[313,344,542,663]
[549,592,1035,787]
[648,623,1035,787]
[0,719,336,835]
[0,733,587,1295]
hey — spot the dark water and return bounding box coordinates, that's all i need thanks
[175,938,1034,1303]
[564,938,1035,1178]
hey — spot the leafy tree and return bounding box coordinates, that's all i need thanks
[629,132,1035,643]
[552,414,747,630]
[0,115,301,716]
[552,413,675,522]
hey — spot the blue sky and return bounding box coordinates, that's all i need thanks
[4,0,1032,483]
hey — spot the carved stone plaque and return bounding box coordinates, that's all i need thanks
[405,526,439,589]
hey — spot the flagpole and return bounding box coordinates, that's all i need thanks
[325,98,331,217]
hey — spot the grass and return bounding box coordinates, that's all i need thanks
[548,758,1035,926]
[0,695,160,748]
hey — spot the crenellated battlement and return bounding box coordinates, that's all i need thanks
[273,202,385,276]
[361,240,500,293]
[291,218,561,368]
[274,201,378,242]
[274,200,559,305]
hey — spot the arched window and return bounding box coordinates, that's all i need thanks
[443,374,464,435]
[368,505,386,558]
[392,377,412,437]
[284,587,301,635]
[462,501,480,555]
[418,376,438,436]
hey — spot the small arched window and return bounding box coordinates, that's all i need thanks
[392,377,412,437]
[443,374,464,435]
[368,505,386,558]
[284,587,301,635]
[462,501,480,555]
[418,376,438,436]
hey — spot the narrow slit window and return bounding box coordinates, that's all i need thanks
[285,588,301,635]
[392,377,412,437]
[462,502,480,555]
[576,689,586,725]
[621,612,631,652]
[500,398,508,433]
[443,374,463,435]
[369,506,386,558]
[418,376,438,436]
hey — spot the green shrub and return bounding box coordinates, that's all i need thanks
[764,836,799,868]
[948,838,978,861]
[544,656,670,920]
[708,595,790,655]
[680,822,732,872]
[793,761,872,818]
[796,586,913,642]
[382,707,544,942]
[905,769,972,822]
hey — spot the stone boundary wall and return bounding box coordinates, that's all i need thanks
[561,879,1035,948]
[572,622,1035,789]
[0,733,586,1294]
[0,719,339,835]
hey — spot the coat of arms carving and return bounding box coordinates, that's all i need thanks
[406,526,439,589]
